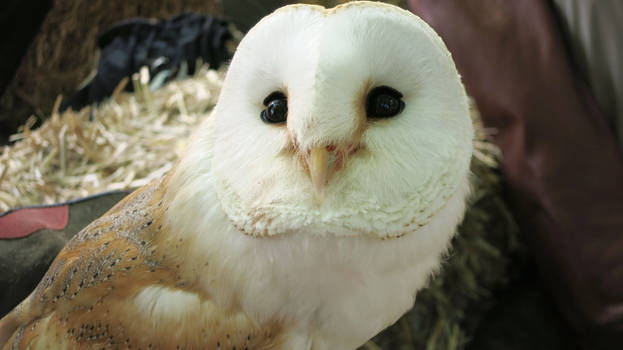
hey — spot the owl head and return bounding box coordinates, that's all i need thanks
[199,1,473,239]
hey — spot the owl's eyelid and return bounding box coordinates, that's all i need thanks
[263,91,287,106]
[368,85,404,99]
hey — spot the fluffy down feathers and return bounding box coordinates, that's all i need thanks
[0,2,473,349]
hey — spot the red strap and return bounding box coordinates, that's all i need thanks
[0,206,69,239]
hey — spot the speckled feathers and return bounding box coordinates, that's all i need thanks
[1,177,283,349]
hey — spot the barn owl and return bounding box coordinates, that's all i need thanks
[0,2,473,349]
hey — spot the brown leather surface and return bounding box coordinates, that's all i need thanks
[408,0,623,348]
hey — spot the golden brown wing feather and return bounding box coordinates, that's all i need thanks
[0,173,284,350]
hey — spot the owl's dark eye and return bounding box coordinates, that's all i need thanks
[261,91,288,124]
[365,86,405,119]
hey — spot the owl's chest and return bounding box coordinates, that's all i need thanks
[193,231,435,350]
[164,169,448,349]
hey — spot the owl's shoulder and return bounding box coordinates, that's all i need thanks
[1,173,287,349]
[32,173,176,306]
[1,176,173,347]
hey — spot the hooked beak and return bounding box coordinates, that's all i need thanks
[308,146,330,199]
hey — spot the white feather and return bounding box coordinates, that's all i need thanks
[163,2,473,349]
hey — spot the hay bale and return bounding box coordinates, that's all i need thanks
[0,0,222,138]
[0,67,224,211]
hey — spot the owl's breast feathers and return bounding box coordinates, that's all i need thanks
[0,172,283,350]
